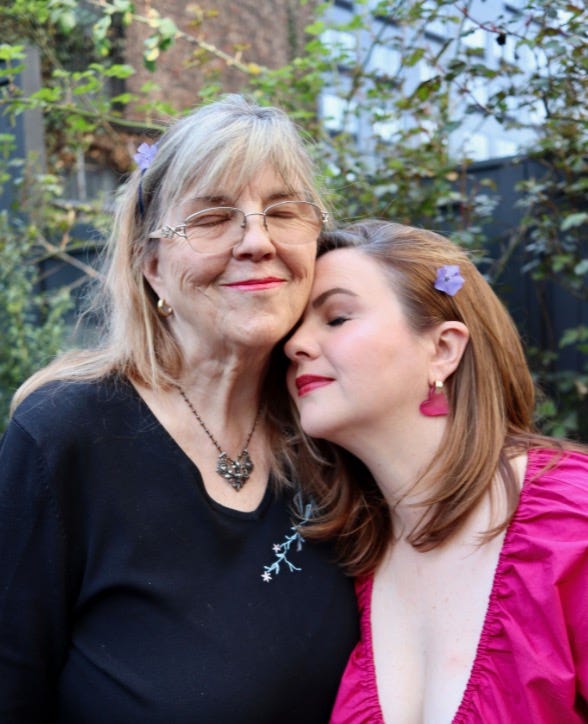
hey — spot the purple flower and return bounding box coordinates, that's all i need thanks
[434,265,464,296]
[133,141,158,172]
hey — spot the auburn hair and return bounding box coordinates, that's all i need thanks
[290,220,586,575]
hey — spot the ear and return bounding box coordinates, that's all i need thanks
[142,247,164,299]
[428,321,469,383]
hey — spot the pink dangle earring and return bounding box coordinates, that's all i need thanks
[419,380,449,417]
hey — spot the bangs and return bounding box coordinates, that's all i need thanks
[162,117,318,210]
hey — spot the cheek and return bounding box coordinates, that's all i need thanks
[283,245,316,282]
[283,250,316,319]
[291,279,313,320]
[335,334,396,391]
[169,250,226,289]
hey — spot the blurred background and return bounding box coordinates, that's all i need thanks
[1,0,586,437]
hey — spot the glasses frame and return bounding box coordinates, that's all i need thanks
[148,200,329,249]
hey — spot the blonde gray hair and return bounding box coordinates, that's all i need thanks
[12,94,325,408]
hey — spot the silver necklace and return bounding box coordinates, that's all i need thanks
[177,386,261,491]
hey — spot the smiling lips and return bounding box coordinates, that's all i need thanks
[224,277,285,291]
[295,374,334,397]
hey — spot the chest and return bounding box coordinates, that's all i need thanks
[62,464,359,722]
[371,535,504,724]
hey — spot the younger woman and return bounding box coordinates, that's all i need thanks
[285,220,588,723]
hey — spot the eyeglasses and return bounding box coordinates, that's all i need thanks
[148,200,328,254]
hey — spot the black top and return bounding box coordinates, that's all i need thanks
[0,377,358,723]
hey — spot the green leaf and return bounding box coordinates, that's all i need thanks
[305,20,326,35]
[560,212,588,231]
[111,0,134,11]
[574,259,588,276]
[0,44,26,61]
[103,63,135,79]
[110,92,136,105]
[157,17,178,39]
[93,15,111,41]
[29,87,62,103]
[144,46,160,63]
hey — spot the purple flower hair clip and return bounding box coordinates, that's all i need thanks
[434,265,465,296]
[133,142,158,218]
[133,141,158,172]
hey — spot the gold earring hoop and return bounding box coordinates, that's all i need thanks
[157,298,173,318]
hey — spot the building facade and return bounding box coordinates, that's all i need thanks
[321,0,543,161]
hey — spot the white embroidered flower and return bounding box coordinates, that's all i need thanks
[260,494,316,583]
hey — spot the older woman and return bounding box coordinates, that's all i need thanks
[285,220,588,723]
[0,96,358,722]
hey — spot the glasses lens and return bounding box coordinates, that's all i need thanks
[184,207,244,253]
[265,201,322,244]
[181,201,323,254]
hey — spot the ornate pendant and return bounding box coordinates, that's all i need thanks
[216,450,254,491]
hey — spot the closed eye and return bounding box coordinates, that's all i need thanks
[267,209,297,219]
[185,209,235,228]
[327,316,349,327]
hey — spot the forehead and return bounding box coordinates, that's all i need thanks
[313,248,391,295]
[177,164,303,207]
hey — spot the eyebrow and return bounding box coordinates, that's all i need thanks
[190,195,231,207]
[312,288,358,309]
[190,189,304,208]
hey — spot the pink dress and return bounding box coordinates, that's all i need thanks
[330,448,588,723]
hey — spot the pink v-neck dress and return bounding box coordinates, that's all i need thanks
[330,448,588,723]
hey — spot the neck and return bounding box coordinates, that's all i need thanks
[338,416,448,535]
[178,349,270,422]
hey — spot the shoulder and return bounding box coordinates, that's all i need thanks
[10,375,136,443]
[526,446,588,498]
[515,446,588,542]
[1,375,153,509]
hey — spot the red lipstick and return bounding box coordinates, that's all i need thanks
[295,374,334,397]
[224,277,285,291]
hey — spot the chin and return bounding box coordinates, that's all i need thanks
[242,317,298,349]
[299,415,338,444]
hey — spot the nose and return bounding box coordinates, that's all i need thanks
[284,323,314,361]
[232,211,276,260]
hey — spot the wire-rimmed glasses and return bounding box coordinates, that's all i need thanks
[148,200,328,254]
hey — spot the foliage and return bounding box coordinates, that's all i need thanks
[0,0,586,437]
[0,210,72,424]
[0,177,71,423]
[0,138,105,428]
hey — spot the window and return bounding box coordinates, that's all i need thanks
[460,22,487,55]
[321,93,359,136]
[321,28,357,66]
[419,0,449,38]
[463,132,490,160]
[368,43,401,76]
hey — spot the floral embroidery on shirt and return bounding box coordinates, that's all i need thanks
[261,492,315,582]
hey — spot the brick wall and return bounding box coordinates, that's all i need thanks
[124,0,318,117]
